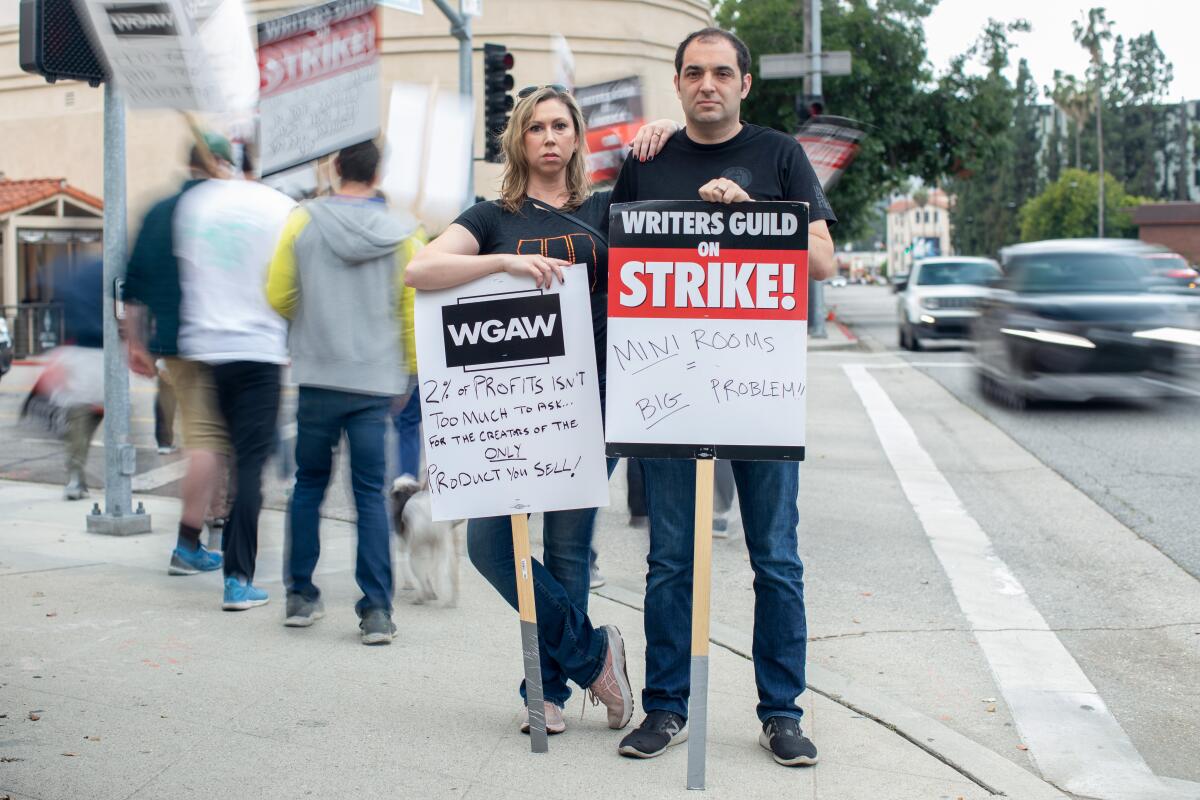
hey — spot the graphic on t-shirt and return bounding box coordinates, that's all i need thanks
[517,234,599,292]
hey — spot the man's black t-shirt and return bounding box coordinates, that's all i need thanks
[453,191,611,380]
[610,123,837,225]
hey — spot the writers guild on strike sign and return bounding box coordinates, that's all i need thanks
[605,200,811,461]
[413,272,610,522]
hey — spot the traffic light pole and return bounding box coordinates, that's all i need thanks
[431,0,474,204]
[803,0,827,338]
[88,81,150,536]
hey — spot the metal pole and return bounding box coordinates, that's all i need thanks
[806,0,826,338]
[89,82,150,536]
[432,0,474,206]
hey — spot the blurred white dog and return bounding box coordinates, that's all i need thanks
[391,476,460,607]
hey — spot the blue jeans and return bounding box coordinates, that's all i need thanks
[391,386,422,478]
[466,458,618,707]
[641,458,807,723]
[286,387,393,617]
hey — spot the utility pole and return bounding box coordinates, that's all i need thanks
[803,0,827,338]
[88,82,150,536]
[1096,83,1105,236]
[431,0,474,203]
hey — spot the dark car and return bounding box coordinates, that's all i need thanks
[0,317,13,381]
[974,239,1200,407]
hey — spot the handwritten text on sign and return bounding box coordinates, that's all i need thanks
[414,270,609,521]
[606,200,810,460]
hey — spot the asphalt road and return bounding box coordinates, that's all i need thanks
[828,283,1200,580]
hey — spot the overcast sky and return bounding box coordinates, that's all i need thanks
[924,0,1200,101]
[3,0,1196,99]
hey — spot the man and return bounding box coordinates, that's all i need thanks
[610,27,836,767]
[173,154,296,610]
[123,133,236,577]
[267,140,418,645]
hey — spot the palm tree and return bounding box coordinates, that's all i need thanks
[1073,8,1113,236]
[1047,71,1092,169]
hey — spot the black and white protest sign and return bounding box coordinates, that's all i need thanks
[257,0,381,176]
[414,269,609,521]
[77,0,258,111]
[606,200,810,460]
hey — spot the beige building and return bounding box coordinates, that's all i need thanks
[0,0,711,307]
[886,188,954,277]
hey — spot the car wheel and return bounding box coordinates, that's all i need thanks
[898,325,909,350]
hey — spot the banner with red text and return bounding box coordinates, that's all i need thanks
[257,0,381,176]
[606,200,810,460]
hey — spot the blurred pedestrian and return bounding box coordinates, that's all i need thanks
[390,228,426,480]
[154,360,178,455]
[123,132,235,577]
[174,146,295,611]
[268,139,418,645]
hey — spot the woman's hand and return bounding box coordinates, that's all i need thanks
[501,254,570,288]
[698,177,752,204]
[628,119,680,162]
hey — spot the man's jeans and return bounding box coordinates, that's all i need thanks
[211,361,282,581]
[641,458,807,723]
[286,387,393,617]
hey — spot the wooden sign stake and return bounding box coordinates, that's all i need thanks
[687,456,716,789]
[511,513,549,753]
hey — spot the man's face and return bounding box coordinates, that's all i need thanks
[674,37,752,127]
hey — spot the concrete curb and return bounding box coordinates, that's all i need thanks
[594,583,1068,800]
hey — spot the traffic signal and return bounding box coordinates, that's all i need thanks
[19,0,107,87]
[795,94,824,126]
[483,43,515,163]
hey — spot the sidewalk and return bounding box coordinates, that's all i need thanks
[0,480,1058,800]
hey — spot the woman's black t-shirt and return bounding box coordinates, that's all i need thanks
[453,191,611,382]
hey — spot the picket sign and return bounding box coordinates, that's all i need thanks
[413,268,609,751]
[605,199,810,789]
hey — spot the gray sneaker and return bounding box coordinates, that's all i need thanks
[284,594,325,627]
[360,608,396,645]
[587,625,634,728]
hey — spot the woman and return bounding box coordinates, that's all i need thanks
[405,86,674,735]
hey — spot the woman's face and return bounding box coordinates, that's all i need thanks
[522,98,577,178]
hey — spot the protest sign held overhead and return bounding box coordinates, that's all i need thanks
[575,77,644,183]
[414,269,609,522]
[606,200,810,461]
[76,0,258,111]
[257,0,381,176]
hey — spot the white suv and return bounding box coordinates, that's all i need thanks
[897,257,1001,351]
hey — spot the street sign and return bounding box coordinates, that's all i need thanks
[759,50,851,80]
[460,0,482,16]
[377,0,422,11]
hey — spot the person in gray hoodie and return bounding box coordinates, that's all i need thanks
[267,140,416,645]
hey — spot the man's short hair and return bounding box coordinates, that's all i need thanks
[675,27,751,78]
[335,140,381,184]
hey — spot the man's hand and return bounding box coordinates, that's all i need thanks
[127,342,156,378]
[698,178,751,204]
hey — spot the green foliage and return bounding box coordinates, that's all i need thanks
[1017,168,1149,241]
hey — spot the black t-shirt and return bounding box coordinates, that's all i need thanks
[611,123,837,225]
[453,192,611,381]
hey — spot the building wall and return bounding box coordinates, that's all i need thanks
[0,0,710,224]
[1139,225,1200,265]
[885,193,953,276]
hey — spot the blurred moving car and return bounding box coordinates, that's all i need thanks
[0,317,13,381]
[975,239,1200,407]
[827,274,848,288]
[1143,251,1199,290]
[896,257,1001,350]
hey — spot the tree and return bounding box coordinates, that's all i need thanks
[1073,7,1113,235]
[1018,168,1148,241]
[1047,70,1091,169]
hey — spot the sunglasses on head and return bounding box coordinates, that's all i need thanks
[517,84,569,98]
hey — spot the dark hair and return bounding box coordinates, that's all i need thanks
[335,140,381,184]
[675,27,751,78]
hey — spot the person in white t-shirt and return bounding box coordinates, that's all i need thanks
[174,162,295,612]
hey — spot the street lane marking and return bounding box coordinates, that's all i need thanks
[844,364,1181,800]
[131,459,189,491]
[1141,376,1200,398]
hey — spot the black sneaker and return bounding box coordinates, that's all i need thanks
[359,608,396,645]
[617,710,687,758]
[284,594,325,627]
[760,716,818,766]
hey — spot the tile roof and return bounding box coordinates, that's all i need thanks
[0,178,104,216]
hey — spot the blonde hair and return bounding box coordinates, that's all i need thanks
[499,87,591,214]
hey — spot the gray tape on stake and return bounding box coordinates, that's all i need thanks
[521,619,549,753]
[687,655,709,790]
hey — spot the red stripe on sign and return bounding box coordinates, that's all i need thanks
[608,247,809,320]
